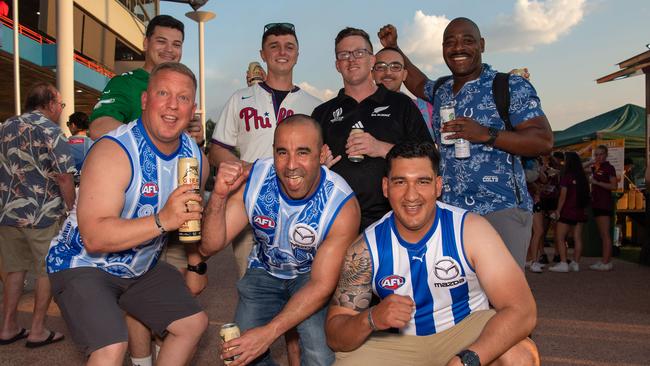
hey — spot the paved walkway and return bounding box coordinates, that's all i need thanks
[1,248,649,365]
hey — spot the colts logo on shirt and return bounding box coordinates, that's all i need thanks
[253,215,276,229]
[379,275,405,290]
[141,182,159,197]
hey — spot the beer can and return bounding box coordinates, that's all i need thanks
[220,323,241,364]
[178,157,201,243]
[454,138,471,159]
[348,128,364,163]
[440,104,456,145]
[248,62,264,85]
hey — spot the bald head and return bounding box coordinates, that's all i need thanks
[275,114,323,147]
[444,17,481,39]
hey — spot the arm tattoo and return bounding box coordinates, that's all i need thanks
[331,237,373,312]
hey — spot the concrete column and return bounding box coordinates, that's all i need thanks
[56,0,74,135]
[186,11,216,135]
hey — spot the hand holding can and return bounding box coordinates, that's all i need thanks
[220,323,241,364]
[348,128,364,163]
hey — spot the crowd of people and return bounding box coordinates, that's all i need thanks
[0,11,629,366]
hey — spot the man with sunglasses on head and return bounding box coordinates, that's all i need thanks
[312,27,432,231]
[209,22,321,277]
[372,47,435,138]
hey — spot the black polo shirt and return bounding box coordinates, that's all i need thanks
[312,85,433,230]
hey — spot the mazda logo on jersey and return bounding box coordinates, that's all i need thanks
[379,275,405,290]
[289,223,317,250]
[141,182,159,197]
[433,257,465,288]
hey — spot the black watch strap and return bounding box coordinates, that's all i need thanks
[187,262,207,275]
[485,127,499,146]
[457,349,481,366]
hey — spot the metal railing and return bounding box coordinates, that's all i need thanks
[0,14,115,78]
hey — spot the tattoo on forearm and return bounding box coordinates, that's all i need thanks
[332,238,373,312]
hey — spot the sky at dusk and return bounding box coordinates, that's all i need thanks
[162,0,649,131]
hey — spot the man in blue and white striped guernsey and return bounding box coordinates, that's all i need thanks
[202,114,361,366]
[326,142,539,366]
[46,63,209,365]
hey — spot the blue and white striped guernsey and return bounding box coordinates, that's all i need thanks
[244,158,354,280]
[46,119,203,278]
[364,202,489,336]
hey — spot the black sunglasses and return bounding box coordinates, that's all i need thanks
[263,22,295,33]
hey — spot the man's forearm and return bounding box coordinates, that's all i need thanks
[463,306,535,365]
[265,280,333,340]
[326,311,373,352]
[89,116,123,140]
[199,195,228,256]
[400,49,428,100]
[56,173,76,210]
[81,215,166,253]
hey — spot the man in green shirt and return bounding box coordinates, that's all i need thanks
[89,15,203,145]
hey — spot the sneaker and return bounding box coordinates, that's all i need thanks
[569,261,580,272]
[589,261,613,271]
[538,254,549,264]
[525,260,532,269]
[530,262,544,273]
[549,262,569,272]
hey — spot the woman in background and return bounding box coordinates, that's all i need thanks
[549,152,590,272]
[588,145,618,271]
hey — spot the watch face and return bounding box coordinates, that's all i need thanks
[189,262,207,275]
[459,350,480,366]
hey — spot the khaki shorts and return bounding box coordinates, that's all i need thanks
[335,309,496,366]
[232,225,255,279]
[0,223,61,276]
[159,233,189,270]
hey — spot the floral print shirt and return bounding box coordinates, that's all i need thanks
[0,111,75,228]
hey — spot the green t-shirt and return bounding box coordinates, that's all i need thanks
[90,68,149,124]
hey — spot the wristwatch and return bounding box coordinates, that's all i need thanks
[457,349,481,366]
[485,127,499,146]
[187,262,207,275]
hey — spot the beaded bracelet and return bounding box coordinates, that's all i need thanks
[153,212,166,234]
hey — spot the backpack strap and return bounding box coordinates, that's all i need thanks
[492,72,512,130]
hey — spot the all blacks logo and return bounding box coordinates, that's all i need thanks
[289,223,318,250]
[433,257,465,288]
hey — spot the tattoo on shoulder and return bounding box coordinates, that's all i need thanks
[331,237,373,312]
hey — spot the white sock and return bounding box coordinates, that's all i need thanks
[154,344,161,359]
[130,355,152,366]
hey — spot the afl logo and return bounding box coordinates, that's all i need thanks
[253,215,276,229]
[379,275,405,290]
[141,182,159,197]
[289,223,317,250]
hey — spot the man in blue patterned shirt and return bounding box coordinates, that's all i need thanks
[0,83,75,347]
[378,18,553,268]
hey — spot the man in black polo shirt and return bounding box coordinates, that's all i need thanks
[312,27,432,230]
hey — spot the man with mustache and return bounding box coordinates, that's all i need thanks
[312,27,432,231]
[378,19,553,268]
[326,142,539,366]
[202,114,360,365]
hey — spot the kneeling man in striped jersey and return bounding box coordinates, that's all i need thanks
[326,142,539,366]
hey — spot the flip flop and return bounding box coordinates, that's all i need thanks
[0,328,29,345]
[25,331,64,349]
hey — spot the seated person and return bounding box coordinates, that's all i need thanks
[325,142,539,366]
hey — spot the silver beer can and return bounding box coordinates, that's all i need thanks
[440,104,456,145]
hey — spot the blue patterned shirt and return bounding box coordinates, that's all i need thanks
[423,64,544,214]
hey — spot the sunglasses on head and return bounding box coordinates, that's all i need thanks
[263,22,295,33]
